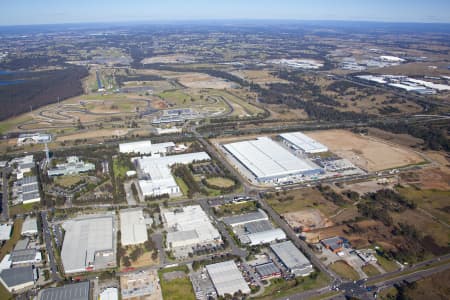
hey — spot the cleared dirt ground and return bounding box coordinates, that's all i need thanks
[283,208,334,231]
[175,73,235,89]
[56,129,129,141]
[307,130,424,172]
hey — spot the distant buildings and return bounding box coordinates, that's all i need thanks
[163,205,222,257]
[271,241,313,277]
[61,214,115,274]
[119,140,175,155]
[17,133,51,146]
[47,156,95,177]
[17,176,40,205]
[135,152,210,198]
[206,260,250,296]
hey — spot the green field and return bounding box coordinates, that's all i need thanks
[329,261,360,281]
[397,187,450,224]
[174,176,189,196]
[205,176,235,188]
[54,175,84,188]
[256,272,329,300]
[362,264,381,277]
[374,254,399,272]
[158,266,195,300]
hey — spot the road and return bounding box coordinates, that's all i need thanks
[1,167,10,221]
[41,211,62,282]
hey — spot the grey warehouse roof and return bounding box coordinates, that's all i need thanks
[255,262,280,277]
[40,281,90,300]
[11,249,37,263]
[222,209,268,227]
[0,266,34,287]
[206,260,250,296]
[271,241,312,270]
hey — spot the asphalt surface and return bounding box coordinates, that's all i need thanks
[41,211,62,282]
[1,167,10,221]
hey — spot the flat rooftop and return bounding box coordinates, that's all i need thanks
[222,209,268,227]
[279,132,328,153]
[40,281,90,300]
[61,215,115,274]
[206,260,250,296]
[271,241,312,270]
[223,137,320,180]
[120,208,148,246]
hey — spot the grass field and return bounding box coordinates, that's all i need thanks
[214,201,257,217]
[397,187,450,224]
[158,266,195,300]
[0,218,24,261]
[329,261,360,281]
[8,203,35,216]
[375,254,399,272]
[256,272,329,300]
[174,176,189,196]
[266,188,339,218]
[205,176,235,188]
[362,264,381,277]
[113,157,129,179]
[54,175,84,188]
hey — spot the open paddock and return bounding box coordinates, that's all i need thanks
[307,130,424,172]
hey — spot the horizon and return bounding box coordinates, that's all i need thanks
[1,0,450,26]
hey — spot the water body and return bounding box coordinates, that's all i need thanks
[0,79,24,86]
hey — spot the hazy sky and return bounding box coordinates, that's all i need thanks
[1,0,450,26]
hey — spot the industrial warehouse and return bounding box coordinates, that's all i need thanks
[223,137,323,184]
[47,156,95,177]
[119,140,175,155]
[223,209,286,246]
[162,205,222,258]
[206,260,250,297]
[279,131,329,154]
[61,214,116,274]
[271,241,314,277]
[119,208,148,246]
[134,152,210,198]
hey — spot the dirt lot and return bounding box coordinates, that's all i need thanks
[175,73,235,89]
[400,168,450,190]
[307,130,424,172]
[231,70,289,86]
[56,129,129,141]
[283,208,334,231]
[338,178,396,195]
[368,128,423,147]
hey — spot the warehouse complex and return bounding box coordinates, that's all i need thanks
[21,217,38,236]
[223,209,286,246]
[223,137,322,183]
[47,156,95,177]
[271,241,314,277]
[119,208,148,246]
[279,132,328,154]
[206,260,250,296]
[163,205,222,257]
[119,140,175,155]
[0,265,36,293]
[135,152,210,198]
[61,215,115,274]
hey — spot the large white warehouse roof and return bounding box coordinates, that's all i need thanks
[206,260,250,296]
[163,205,221,249]
[120,208,148,246]
[61,215,115,274]
[119,140,175,155]
[223,137,321,181]
[280,132,328,154]
[136,152,210,197]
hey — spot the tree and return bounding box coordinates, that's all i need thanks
[123,256,131,267]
